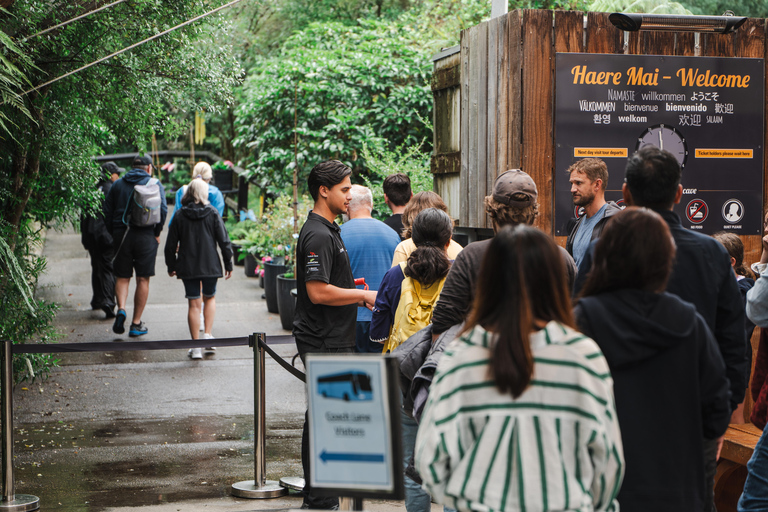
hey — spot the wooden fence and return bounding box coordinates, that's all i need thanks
[431,9,768,262]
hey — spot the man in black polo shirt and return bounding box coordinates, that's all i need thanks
[294,160,377,509]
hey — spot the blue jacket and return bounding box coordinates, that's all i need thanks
[168,182,225,226]
[103,168,168,237]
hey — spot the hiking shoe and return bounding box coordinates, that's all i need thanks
[102,304,116,319]
[128,322,148,337]
[188,348,203,360]
[202,333,216,353]
[112,309,127,334]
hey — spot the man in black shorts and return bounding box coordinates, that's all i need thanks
[103,155,167,337]
[294,160,377,509]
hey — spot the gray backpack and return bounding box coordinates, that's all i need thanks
[128,178,162,227]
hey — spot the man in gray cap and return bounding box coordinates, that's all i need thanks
[431,169,577,339]
[104,154,167,337]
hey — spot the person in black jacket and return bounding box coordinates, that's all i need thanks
[81,162,122,318]
[164,179,233,359]
[575,207,730,512]
[573,146,747,512]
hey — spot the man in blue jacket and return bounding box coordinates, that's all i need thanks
[103,155,167,337]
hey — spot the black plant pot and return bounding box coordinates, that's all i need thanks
[276,274,297,331]
[232,244,245,266]
[263,261,288,313]
[244,253,258,277]
[213,168,234,190]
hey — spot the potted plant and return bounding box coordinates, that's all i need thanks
[211,160,235,191]
[276,268,297,331]
[227,219,263,275]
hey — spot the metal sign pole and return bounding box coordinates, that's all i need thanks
[0,340,38,511]
[231,334,287,498]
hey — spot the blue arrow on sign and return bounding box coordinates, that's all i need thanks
[320,450,385,463]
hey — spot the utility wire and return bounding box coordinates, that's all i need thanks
[22,0,244,96]
[22,0,129,41]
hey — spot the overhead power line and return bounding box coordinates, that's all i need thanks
[22,0,244,96]
[22,0,129,41]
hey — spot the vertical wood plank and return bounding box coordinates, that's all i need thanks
[643,31,676,56]
[554,10,584,54]
[521,9,554,235]
[476,21,489,227]
[702,31,736,57]
[585,11,622,54]
[676,33,696,56]
[508,10,523,170]
[467,25,480,228]
[460,29,470,227]
[486,17,500,230]
[496,14,509,176]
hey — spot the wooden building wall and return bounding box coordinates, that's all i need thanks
[431,8,768,421]
[431,9,768,264]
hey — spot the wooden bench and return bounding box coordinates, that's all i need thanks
[714,423,762,512]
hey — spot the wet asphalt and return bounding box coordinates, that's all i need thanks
[17,224,416,512]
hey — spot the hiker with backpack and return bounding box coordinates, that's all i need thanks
[369,207,454,512]
[103,154,168,337]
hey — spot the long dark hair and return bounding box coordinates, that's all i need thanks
[579,207,676,298]
[404,208,452,286]
[464,225,575,398]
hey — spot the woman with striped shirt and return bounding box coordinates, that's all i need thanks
[415,224,624,512]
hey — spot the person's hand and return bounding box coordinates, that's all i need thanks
[362,290,377,311]
[155,236,161,244]
[224,270,232,280]
[168,271,176,277]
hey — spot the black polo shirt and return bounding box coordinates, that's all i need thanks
[293,212,356,349]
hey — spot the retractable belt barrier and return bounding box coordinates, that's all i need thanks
[2,332,309,508]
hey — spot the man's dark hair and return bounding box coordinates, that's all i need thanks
[625,146,682,210]
[383,173,412,206]
[308,160,352,201]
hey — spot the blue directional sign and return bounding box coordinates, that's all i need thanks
[306,355,402,497]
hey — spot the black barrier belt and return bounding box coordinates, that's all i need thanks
[256,336,306,383]
[11,334,298,354]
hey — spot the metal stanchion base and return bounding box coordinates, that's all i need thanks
[279,476,305,491]
[231,480,288,499]
[0,494,39,511]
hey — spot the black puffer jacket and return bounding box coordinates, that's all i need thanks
[164,202,233,279]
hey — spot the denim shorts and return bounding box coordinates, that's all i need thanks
[182,277,218,299]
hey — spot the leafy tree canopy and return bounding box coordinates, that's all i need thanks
[0,1,242,367]
[233,17,432,196]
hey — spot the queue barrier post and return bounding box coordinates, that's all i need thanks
[0,340,38,511]
[231,333,288,498]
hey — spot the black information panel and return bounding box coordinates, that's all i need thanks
[555,53,764,235]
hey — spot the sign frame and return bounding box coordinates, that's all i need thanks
[306,354,404,500]
[554,52,765,236]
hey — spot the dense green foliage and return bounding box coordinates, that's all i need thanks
[0,0,242,379]
[234,18,432,196]
[587,0,767,16]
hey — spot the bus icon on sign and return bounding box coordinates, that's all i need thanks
[317,371,373,402]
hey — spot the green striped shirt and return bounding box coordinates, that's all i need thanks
[415,321,624,512]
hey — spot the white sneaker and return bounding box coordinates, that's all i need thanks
[202,333,216,352]
[188,347,203,360]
